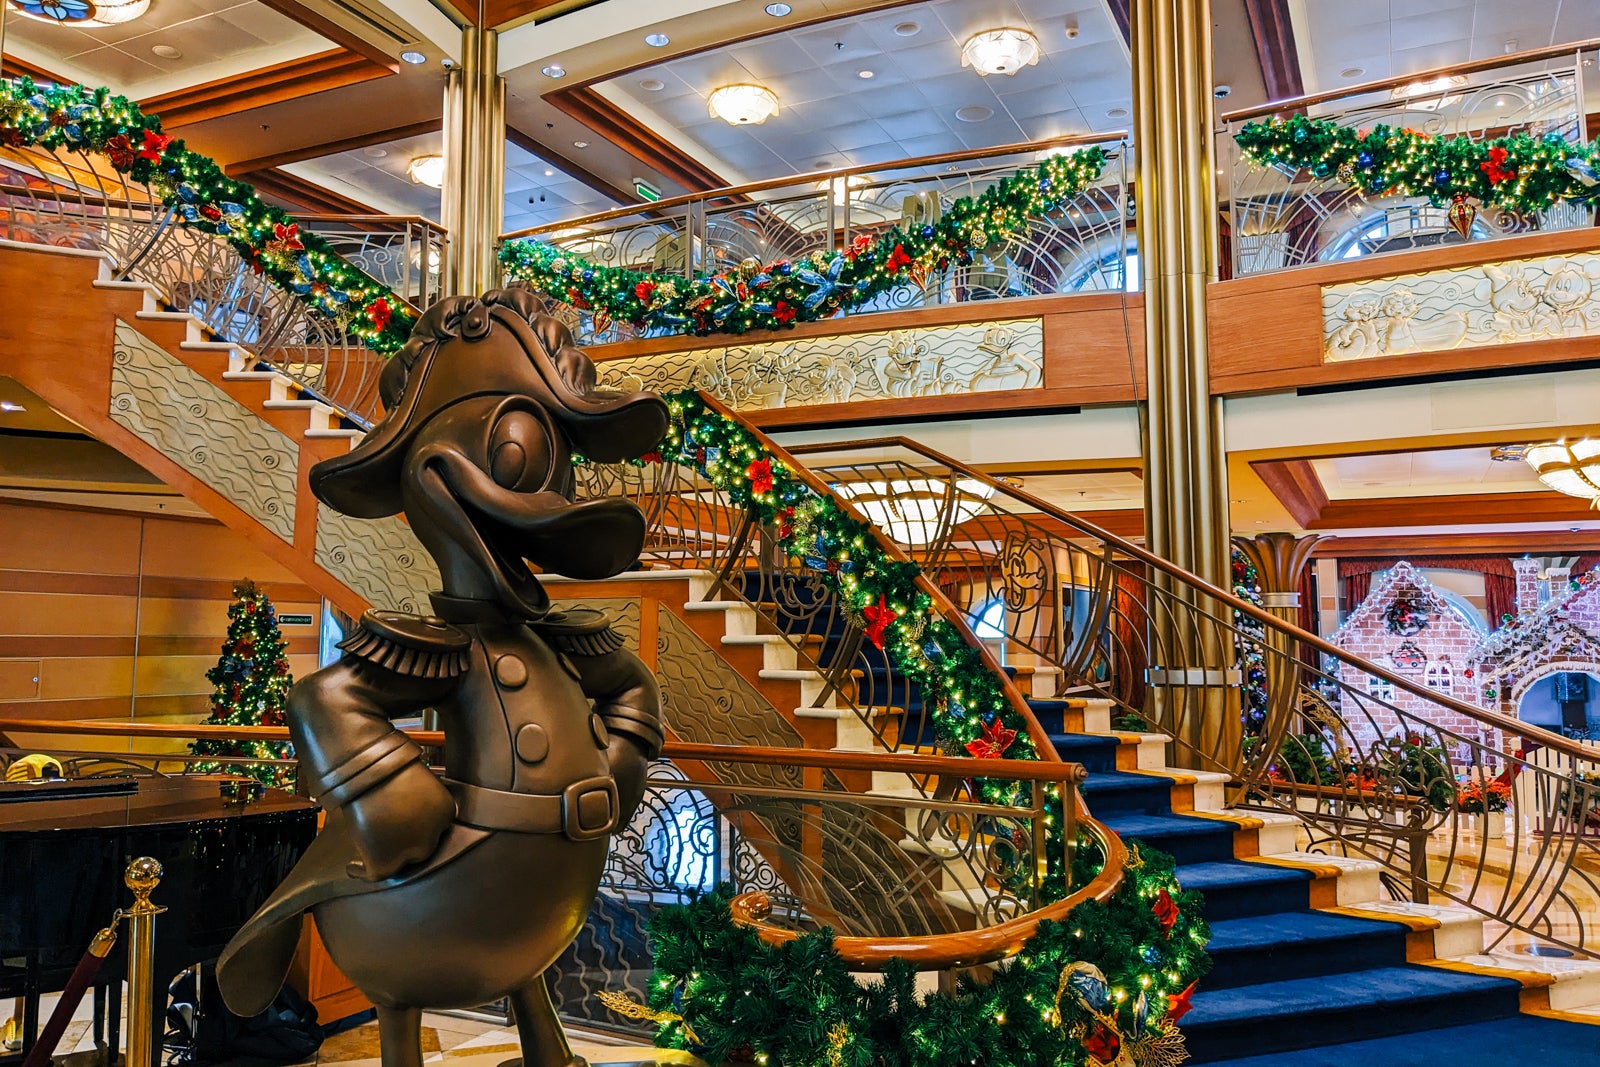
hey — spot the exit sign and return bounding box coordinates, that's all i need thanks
[279,613,314,626]
[634,178,661,202]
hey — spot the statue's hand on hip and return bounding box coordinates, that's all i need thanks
[343,758,455,881]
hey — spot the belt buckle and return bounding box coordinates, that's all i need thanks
[561,775,619,841]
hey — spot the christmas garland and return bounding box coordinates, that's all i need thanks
[1230,551,1268,735]
[1234,115,1600,223]
[624,844,1209,1067]
[0,77,415,351]
[190,581,295,788]
[499,146,1109,338]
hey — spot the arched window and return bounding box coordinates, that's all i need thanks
[1323,205,1491,262]
[974,600,1006,639]
[1068,247,1141,293]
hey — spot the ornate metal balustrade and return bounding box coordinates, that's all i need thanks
[757,435,1600,957]
[500,134,1130,346]
[1221,39,1598,276]
[0,142,434,424]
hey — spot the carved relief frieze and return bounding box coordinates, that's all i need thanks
[594,318,1044,411]
[1322,252,1600,362]
[314,505,439,613]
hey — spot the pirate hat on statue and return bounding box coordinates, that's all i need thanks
[308,289,669,597]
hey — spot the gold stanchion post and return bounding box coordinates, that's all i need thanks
[123,858,165,1067]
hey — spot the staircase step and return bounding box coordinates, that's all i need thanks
[1096,812,1236,865]
[1174,861,1310,921]
[1182,965,1522,1062]
[1077,769,1178,814]
[1194,1016,1600,1067]
[1204,911,1407,990]
[1048,733,1120,773]
[1440,951,1600,1012]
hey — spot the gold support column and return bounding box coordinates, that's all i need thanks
[1132,0,1228,586]
[441,25,505,297]
[1233,533,1328,771]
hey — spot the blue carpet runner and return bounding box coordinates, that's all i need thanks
[1029,700,1598,1061]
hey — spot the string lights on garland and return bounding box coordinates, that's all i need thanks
[617,844,1209,1067]
[0,77,415,351]
[1231,550,1268,735]
[1234,115,1600,237]
[499,146,1109,338]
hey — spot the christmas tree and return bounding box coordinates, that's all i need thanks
[190,580,296,788]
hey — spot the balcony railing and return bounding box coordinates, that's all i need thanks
[498,133,1131,346]
[1221,38,1599,277]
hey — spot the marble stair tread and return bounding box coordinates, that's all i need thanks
[1435,952,1600,1011]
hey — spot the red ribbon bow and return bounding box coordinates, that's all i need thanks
[862,595,896,650]
[1165,980,1198,1025]
[366,297,392,331]
[1479,145,1516,185]
[1152,887,1180,936]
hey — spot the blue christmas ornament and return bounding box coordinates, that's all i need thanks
[920,224,935,238]
[1357,151,1374,168]
[1434,170,1451,186]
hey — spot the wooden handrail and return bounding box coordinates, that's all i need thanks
[0,718,1086,783]
[786,435,1600,765]
[1220,36,1600,124]
[499,131,1128,241]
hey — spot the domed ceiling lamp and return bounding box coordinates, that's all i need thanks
[960,28,1041,77]
[406,154,446,189]
[832,478,995,546]
[1523,440,1600,506]
[10,0,150,26]
[708,84,779,126]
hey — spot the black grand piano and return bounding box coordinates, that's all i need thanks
[0,773,317,1066]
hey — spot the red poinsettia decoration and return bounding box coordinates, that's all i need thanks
[964,717,1017,759]
[1081,1021,1121,1064]
[634,279,657,302]
[746,458,774,494]
[861,594,896,650]
[269,222,304,254]
[1479,145,1516,185]
[885,243,913,273]
[366,297,392,331]
[777,505,796,540]
[640,450,663,465]
[772,300,796,324]
[847,232,874,258]
[1165,980,1198,1025]
[104,133,135,169]
[1152,887,1180,936]
[137,130,172,162]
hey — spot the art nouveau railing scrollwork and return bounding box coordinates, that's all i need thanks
[1221,38,1598,276]
[777,436,1600,958]
[0,141,434,426]
[500,133,1131,345]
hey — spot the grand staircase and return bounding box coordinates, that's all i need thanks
[5,206,1600,1060]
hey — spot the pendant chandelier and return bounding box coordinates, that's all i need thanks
[708,84,780,126]
[960,28,1041,77]
[1523,439,1600,506]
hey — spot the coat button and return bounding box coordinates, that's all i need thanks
[494,654,528,689]
[515,723,550,764]
[589,713,610,748]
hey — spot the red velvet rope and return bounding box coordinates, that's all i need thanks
[20,924,117,1067]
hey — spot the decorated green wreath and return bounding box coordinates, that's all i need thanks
[0,77,415,351]
[1234,114,1600,218]
[610,843,1209,1067]
[499,146,1110,338]
[1384,595,1431,637]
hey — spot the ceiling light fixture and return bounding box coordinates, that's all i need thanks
[1106,106,1129,118]
[573,140,590,148]
[541,64,566,78]
[644,32,670,47]
[1524,440,1600,506]
[857,69,874,79]
[406,154,445,189]
[639,78,665,91]
[543,168,555,176]
[764,2,791,15]
[893,21,920,36]
[955,104,994,123]
[709,83,779,125]
[400,49,427,65]
[833,478,995,546]
[1340,66,1366,79]
[0,400,25,413]
[363,146,389,158]
[960,27,1040,77]
[11,0,149,26]
[150,43,181,60]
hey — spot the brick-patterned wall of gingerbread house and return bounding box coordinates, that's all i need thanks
[1490,587,1600,701]
[1336,603,1493,745]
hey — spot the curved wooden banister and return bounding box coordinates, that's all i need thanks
[789,434,1600,765]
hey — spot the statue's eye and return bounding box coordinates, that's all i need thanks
[488,410,557,491]
[490,439,527,488]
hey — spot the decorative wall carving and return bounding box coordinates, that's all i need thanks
[1322,252,1600,362]
[313,505,439,613]
[110,321,298,542]
[595,318,1044,411]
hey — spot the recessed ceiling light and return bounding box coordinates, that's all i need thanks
[1340,66,1365,79]
[541,64,566,78]
[363,146,389,158]
[644,33,669,47]
[544,168,555,176]
[765,2,792,15]
[893,21,920,36]
[857,69,874,79]
[639,78,665,91]
[955,104,994,122]
[1106,106,1129,118]
[813,158,831,167]
[573,140,590,148]
[150,44,182,60]
[400,49,426,65]
[0,400,25,413]
[1213,84,1232,98]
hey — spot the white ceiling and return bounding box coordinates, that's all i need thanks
[1012,470,1143,511]
[595,0,1128,181]
[1312,446,1548,500]
[283,132,620,231]
[3,0,332,100]
[1291,0,1600,97]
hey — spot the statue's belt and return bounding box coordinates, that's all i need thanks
[443,776,618,842]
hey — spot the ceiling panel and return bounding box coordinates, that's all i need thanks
[1312,446,1548,500]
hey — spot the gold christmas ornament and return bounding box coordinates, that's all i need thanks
[738,256,763,278]
[1447,193,1476,239]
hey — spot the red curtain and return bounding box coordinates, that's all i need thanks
[1344,571,1372,613]
[1337,555,1522,627]
[1484,573,1518,630]
[1111,566,1149,713]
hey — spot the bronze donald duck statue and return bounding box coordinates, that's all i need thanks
[216,289,669,1067]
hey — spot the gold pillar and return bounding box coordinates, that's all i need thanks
[1132,0,1228,587]
[1233,533,1327,777]
[441,25,505,297]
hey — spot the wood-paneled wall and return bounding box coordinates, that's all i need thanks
[0,500,323,754]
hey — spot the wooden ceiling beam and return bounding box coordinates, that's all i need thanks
[252,0,403,69]
[239,168,380,216]
[1240,0,1304,103]
[504,122,636,206]
[1313,531,1600,557]
[547,86,728,192]
[1250,458,1327,527]
[1,54,67,84]
[140,49,391,129]
[1306,491,1596,530]
[224,118,443,177]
